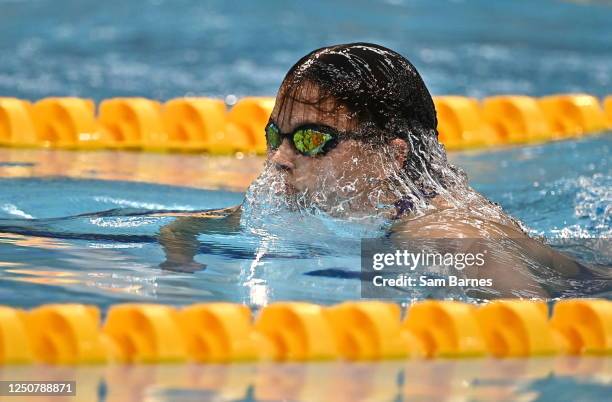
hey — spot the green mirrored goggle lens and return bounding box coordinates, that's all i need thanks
[293,128,333,156]
[265,123,335,156]
[265,123,282,149]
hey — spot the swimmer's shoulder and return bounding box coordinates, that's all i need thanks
[391,209,486,240]
[391,204,527,241]
[392,192,528,238]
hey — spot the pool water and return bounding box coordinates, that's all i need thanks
[0,134,609,311]
[2,0,611,100]
[0,356,609,402]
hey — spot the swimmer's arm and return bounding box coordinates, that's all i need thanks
[390,215,549,298]
[157,206,242,272]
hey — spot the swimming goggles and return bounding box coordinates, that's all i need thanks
[265,122,339,157]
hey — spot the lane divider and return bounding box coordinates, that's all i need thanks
[31,97,100,149]
[27,303,108,364]
[326,301,422,360]
[0,94,610,154]
[482,95,550,144]
[433,96,495,149]
[550,299,611,355]
[225,96,274,154]
[602,95,612,127]
[538,94,608,138]
[0,98,38,147]
[164,98,247,153]
[476,300,560,357]
[98,97,166,150]
[178,303,273,362]
[0,306,32,363]
[0,299,609,365]
[402,300,485,358]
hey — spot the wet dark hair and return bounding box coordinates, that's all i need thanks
[278,42,437,134]
[275,42,462,193]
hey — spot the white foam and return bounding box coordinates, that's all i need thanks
[1,203,34,219]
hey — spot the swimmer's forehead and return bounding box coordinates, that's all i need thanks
[270,80,359,134]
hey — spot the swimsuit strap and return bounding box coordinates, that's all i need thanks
[393,190,437,219]
[393,197,415,218]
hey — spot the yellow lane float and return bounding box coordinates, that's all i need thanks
[32,97,100,148]
[550,298,611,355]
[482,95,551,143]
[98,97,166,150]
[0,306,32,364]
[226,96,275,154]
[103,303,186,363]
[604,95,612,128]
[0,299,610,365]
[325,301,422,360]
[0,97,37,147]
[177,302,273,362]
[538,94,608,138]
[476,300,559,357]
[0,93,609,153]
[164,97,251,153]
[255,302,337,361]
[26,304,108,364]
[432,96,496,149]
[403,300,486,358]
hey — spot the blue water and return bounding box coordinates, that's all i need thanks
[1,0,611,100]
[0,134,609,311]
[454,135,611,238]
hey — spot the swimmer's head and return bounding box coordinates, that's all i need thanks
[260,42,462,216]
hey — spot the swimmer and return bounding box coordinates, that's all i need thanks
[159,43,606,298]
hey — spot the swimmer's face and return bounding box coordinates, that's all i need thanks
[266,81,408,211]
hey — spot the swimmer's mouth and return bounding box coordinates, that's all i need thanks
[268,170,299,196]
[273,169,300,195]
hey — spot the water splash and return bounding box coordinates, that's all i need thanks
[574,173,611,237]
[240,121,608,303]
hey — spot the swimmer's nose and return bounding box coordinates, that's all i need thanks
[270,139,296,171]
